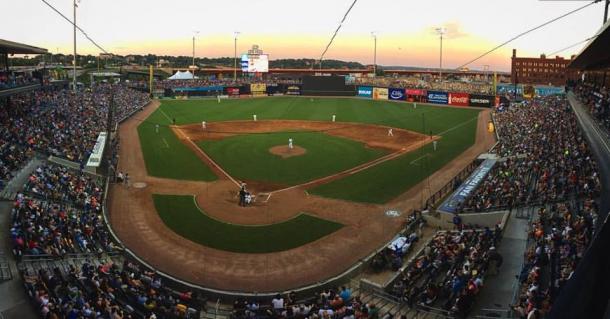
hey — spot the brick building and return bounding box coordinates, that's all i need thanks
[511,49,574,86]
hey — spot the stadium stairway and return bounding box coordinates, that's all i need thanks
[0,157,45,201]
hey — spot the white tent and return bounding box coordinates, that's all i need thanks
[168,71,198,80]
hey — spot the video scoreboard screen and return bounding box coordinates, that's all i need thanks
[241,54,269,73]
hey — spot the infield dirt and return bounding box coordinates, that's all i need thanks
[108,100,495,292]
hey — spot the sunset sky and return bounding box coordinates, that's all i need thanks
[2,0,606,71]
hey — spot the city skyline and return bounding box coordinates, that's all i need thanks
[2,0,606,71]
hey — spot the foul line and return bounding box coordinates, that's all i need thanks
[162,138,170,148]
[173,127,241,187]
[158,107,173,123]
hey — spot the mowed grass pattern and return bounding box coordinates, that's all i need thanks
[141,97,481,203]
[153,194,343,253]
[197,131,386,186]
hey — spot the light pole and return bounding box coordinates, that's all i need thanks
[371,32,377,76]
[192,31,199,79]
[234,31,240,82]
[435,27,446,82]
[73,0,78,91]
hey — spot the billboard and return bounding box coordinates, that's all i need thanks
[448,92,469,106]
[241,54,269,73]
[286,85,302,95]
[406,89,426,96]
[438,159,497,213]
[227,87,240,97]
[469,94,495,107]
[250,83,267,96]
[388,88,406,101]
[373,87,389,100]
[427,90,448,104]
[357,86,373,98]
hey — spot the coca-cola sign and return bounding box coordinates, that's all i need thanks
[448,92,469,106]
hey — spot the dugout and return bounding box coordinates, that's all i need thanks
[302,75,356,96]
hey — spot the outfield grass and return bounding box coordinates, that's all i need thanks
[141,97,481,203]
[197,131,386,186]
[153,194,343,253]
[138,109,217,181]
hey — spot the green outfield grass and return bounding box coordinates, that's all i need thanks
[140,97,481,203]
[137,109,217,181]
[153,194,343,253]
[197,131,386,186]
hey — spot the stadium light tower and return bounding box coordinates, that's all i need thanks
[192,30,199,78]
[72,0,79,92]
[234,31,240,82]
[371,32,377,76]
[435,27,446,82]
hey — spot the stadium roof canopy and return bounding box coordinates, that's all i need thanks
[569,19,610,70]
[0,39,48,55]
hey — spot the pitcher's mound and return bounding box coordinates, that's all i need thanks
[269,145,307,158]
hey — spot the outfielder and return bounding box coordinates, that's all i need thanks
[217,95,221,103]
[253,114,257,121]
[387,128,394,136]
[414,103,417,109]
[155,124,159,133]
[201,121,206,130]
[332,114,336,122]
[288,138,293,149]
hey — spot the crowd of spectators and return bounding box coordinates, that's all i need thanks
[22,258,201,318]
[0,71,40,90]
[9,164,114,258]
[573,83,610,135]
[0,84,148,189]
[463,95,601,212]
[354,77,495,95]
[512,198,598,319]
[155,78,301,90]
[389,228,502,318]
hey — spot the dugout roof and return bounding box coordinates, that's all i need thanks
[569,19,610,70]
[0,39,48,55]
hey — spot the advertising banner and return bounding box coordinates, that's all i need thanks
[373,87,389,100]
[448,92,469,106]
[250,83,267,96]
[427,90,448,104]
[438,159,497,213]
[406,89,426,96]
[357,86,373,98]
[286,85,302,95]
[469,94,494,107]
[388,88,406,101]
[227,87,240,97]
[266,83,280,95]
[86,132,107,168]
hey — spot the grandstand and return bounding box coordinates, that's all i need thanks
[1,5,610,319]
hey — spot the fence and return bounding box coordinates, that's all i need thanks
[424,160,479,209]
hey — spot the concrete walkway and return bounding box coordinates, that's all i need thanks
[0,157,46,319]
[471,210,529,317]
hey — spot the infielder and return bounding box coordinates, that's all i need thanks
[155,124,159,133]
[253,114,257,121]
[332,114,336,122]
[288,138,293,149]
[387,128,394,136]
[201,121,206,130]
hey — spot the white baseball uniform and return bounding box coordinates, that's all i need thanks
[155,124,159,133]
[202,121,206,130]
[288,138,293,149]
[388,129,393,136]
[253,114,257,121]
[332,115,336,122]
[217,95,221,103]
[433,140,438,151]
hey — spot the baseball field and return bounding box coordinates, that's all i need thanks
[108,97,492,291]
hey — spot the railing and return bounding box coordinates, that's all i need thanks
[425,160,479,209]
[0,251,12,281]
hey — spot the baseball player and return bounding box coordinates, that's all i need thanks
[201,121,206,130]
[155,124,159,133]
[217,95,221,103]
[253,114,257,121]
[414,103,417,109]
[433,140,438,151]
[332,114,336,122]
[387,128,394,137]
[288,138,293,149]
